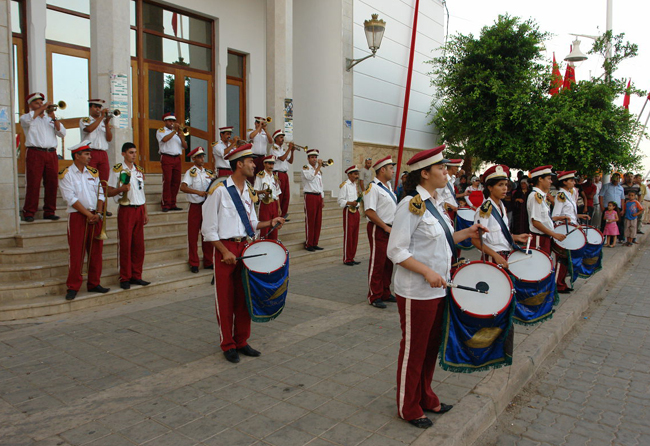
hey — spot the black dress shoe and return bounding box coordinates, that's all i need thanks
[557,289,571,294]
[171,206,183,211]
[371,300,387,309]
[344,262,355,266]
[129,279,150,286]
[190,266,199,273]
[305,246,315,252]
[224,348,240,363]
[204,264,214,270]
[237,345,261,357]
[24,216,34,222]
[425,403,454,414]
[313,246,324,250]
[353,261,361,265]
[105,211,113,217]
[385,295,397,303]
[162,208,169,212]
[408,417,433,429]
[43,214,60,220]
[65,290,77,301]
[120,281,131,290]
[89,285,110,294]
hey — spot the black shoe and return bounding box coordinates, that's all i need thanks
[237,345,261,357]
[162,208,169,212]
[105,211,113,217]
[305,246,315,252]
[371,300,387,309]
[129,279,150,286]
[344,262,355,266]
[425,403,453,414]
[353,261,361,265]
[89,285,110,294]
[120,281,131,290]
[24,216,34,222]
[43,214,60,220]
[190,266,199,273]
[385,295,397,303]
[557,289,571,294]
[171,206,183,211]
[313,246,324,250]
[65,290,77,301]
[204,264,214,270]
[224,348,240,363]
[408,417,433,429]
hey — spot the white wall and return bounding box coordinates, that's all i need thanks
[353,0,445,149]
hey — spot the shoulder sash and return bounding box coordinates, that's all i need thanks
[226,185,255,238]
[424,199,457,262]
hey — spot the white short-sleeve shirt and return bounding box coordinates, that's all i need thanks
[527,187,554,234]
[364,179,397,225]
[202,177,259,241]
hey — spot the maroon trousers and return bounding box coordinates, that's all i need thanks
[23,148,58,218]
[118,205,145,283]
[213,240,251,351]
[88,150,110,185]
[343,208,360,263]
[188,203,214,268]
[66,212,104,291]
[533,233,569,290]
[161,154,181,210]
[396,295,445,421]
[304,193,323,248]
[275,171,290,217]
[367,222,393,303]
[217,168,233,178]
[258,200,280,240]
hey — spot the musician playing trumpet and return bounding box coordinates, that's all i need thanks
[81,100,113,210]
[248,116,274,177]
[338,165,362,266]
[271,129,295,217]
[213,126,239,177]
[254,155,282,240]
[59,141,110,301]
[302,149,325,251]
[157,113,188,212]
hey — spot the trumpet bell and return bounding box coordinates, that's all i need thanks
[182,126,190,137]
[322,159,335,167]
[266,116,272,123]
[112,109,121,117]
[57,101,67,110]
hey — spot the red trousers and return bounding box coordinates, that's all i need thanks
[556,261,570,291]
[23,148,58,218]
[275,171,290,217]
[304,193,323,248]
[534,233,569,291]
[217,168,233,178]
[161,154,181,210]
[118,205,145,282]
[188,203,214,267]
[213,240,251,351]
[396,295,445,421]
[367,222,393,303]
[532,233,552,256]
[66,212,104,291]
[343,208,360,263]
[258,200,280,240]
[88,150,110,184]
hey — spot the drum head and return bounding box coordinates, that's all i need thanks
[456,208,476,221]
[451,261,513,318]
[554,223,587,250]
[242,240,288,274]
[582,225,604,245]
[507,248,553,282]
[467,191,484,208]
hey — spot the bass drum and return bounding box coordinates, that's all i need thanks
[553,222,587,251]
[450,261,513,318]
[581,225,604,245]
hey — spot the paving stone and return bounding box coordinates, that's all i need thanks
[288,412,340,437]
[141,431,198,446]
[263,425,317,446]
[235,414,281,439]
[153,404,202,428]
[202,428,258,446]
[98,408,147,430]
[60,421,112,445]
[118,419,170,444]
[175,416,228,442]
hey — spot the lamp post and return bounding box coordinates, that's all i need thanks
[346,14,386,71]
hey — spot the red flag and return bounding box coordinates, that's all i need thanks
[623,79,631,109]
[550,53,563,96]
[171,13,178,37]
[562,63,576,91]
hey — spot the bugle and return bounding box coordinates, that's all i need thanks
[95,180,109,241]
[46,100,66,113]
[181,126,190,137]
[117,170,131,206]
[81,180,108,276]
[107,109,121,117]
[291,143,308,151]
[321,159,334,168]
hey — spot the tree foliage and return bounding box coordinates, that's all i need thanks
[428,15,644,176]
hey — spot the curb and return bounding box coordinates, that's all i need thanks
[413,232,649,446]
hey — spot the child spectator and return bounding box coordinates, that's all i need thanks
[623,191,644,246]
[602,201,619,248]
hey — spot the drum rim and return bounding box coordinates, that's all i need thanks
[506,247,553,283]
[579,225,605,244]
[242,239,289,274]
[455,207,476,219]
[450,260,513,318]
[553,222,587,250]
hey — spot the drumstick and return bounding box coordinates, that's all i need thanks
[507,255,532,265]
[525,236,531,254]
[478,228,485,263]
[220,253,267,263]
[447,282,488,294]
[265,213,289,238]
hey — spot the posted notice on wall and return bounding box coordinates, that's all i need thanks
[110,73,129,129]
[284,98,293,138]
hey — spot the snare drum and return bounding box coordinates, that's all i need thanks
[241,240,289,322]
[455,208,476,250]
[553,222,587,252]
[573,226,604,279]
[450,261,513,318]
[581,225,604,245]
[507,249,557,324]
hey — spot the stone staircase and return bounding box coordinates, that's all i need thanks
[0,175,369,321]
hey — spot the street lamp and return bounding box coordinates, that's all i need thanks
[346,14,386,71]
[564,38,588,62]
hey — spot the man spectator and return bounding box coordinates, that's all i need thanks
[581,177,598,220]
[359,158,374,191]
[634,174,646,234]
[598,173,625,242]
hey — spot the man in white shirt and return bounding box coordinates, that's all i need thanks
[180,147,215,273]
[212,126,238,177]
[201,143,285,363]
[58,141,109,301]
[156,113,187,212]
[338,165,361,266]
[254,155,282,240]
[107,142,151,290]
[80,99,113,198]
[436,158,465,217]
[247,116,273,177]
[271,129,295,217]
[527,165,566,257]
[20,92,66,222]
[364,156,398,308]
[301,148,325,251]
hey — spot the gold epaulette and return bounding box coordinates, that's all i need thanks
[479,200,492,219]
[247,181,258,203]
[189,167,197,177]
[339,181,346,189]
[206,169,214,175]
[364,183,373,195]
[557,192,566,202]
[208,181,224,195]
[273,173,279,182]
[257,171,265,177]
[87,166,99,178]
[82,117,91,123]
[58,166,69,180]
[303,165,309,170]
[535,192,543,204]
[158,127,166,132]
[112,163,123,173]
[409,194,425,216]
[135,164,145,174]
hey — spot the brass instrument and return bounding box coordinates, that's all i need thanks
[291,143,308,151]
[266,116,272,123]
[95,180,109,241]
[81,180,108,275]
[117,170,132,206]
[348,192,363,213]
[108,109,121,117]
[261,183,274,205]
[321,159,334,168]
[46,100,66,113]
[181,126,190,137]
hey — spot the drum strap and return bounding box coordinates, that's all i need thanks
[491,207,522,252]
[425,199,457,262]
[446,182,457,204]
[226,185,256,238]
[376,181,397,204]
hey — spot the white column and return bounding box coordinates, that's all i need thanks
[25,0,47,94]
[266,0,293,130]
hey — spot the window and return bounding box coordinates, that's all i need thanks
[45,1,90,47]
[226,51,247,139]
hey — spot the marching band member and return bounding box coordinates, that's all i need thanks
[387,145,486,429]
[20,92,66,222]
[436,158,464,216]
[364,156,398,308]
[527,165,566,260]
[156,113,187,212]
[59,141,109,301]
[271,129,295,217]
[247,117,273,176]
[338,165,361,266]
[212,126,238,177]
[202,144,284,363]
[81,99,113,214]
[107,143,151,290]
[180,147,215,273]
[254,155,282,240]
[302,149,325,251]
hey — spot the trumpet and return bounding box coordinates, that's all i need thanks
[180,126,190,136]
[321,159,334,168]
[46,100,66,113]
[266,116,272,123]
[106,109,121,117]
[290,143,308,151]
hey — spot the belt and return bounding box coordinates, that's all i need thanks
[120,204,142,208]
[386,224,393,227]
[27,147,56,152]
[162,154,181,157]
[532,232,550,238]
[304,192,321,196]
[273,170,287,173]
[224,237,252,243]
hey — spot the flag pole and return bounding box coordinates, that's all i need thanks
[634,109,650,152]
[635,96,649,126]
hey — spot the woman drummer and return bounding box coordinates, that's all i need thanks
[552,170,590,292]
[387,145,487,429]
[471,165,531,266]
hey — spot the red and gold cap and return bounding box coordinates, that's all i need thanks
[219,126,233,133]
[273,129,285,139]
[557,170,577,181]
[27,92,45,104]
[68,140,92,154]
[88,99,105,107]
[406,145,449,171]
[529,165,554,178]
[447,158,463,167]
[373,156,396,171]
[225,143,254,161]
[162,113,176,121]
[188,146,206,158]
[483,165,510,181]
[345,165,359,174]
[262,155,276,163]
[306,148,320,156]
